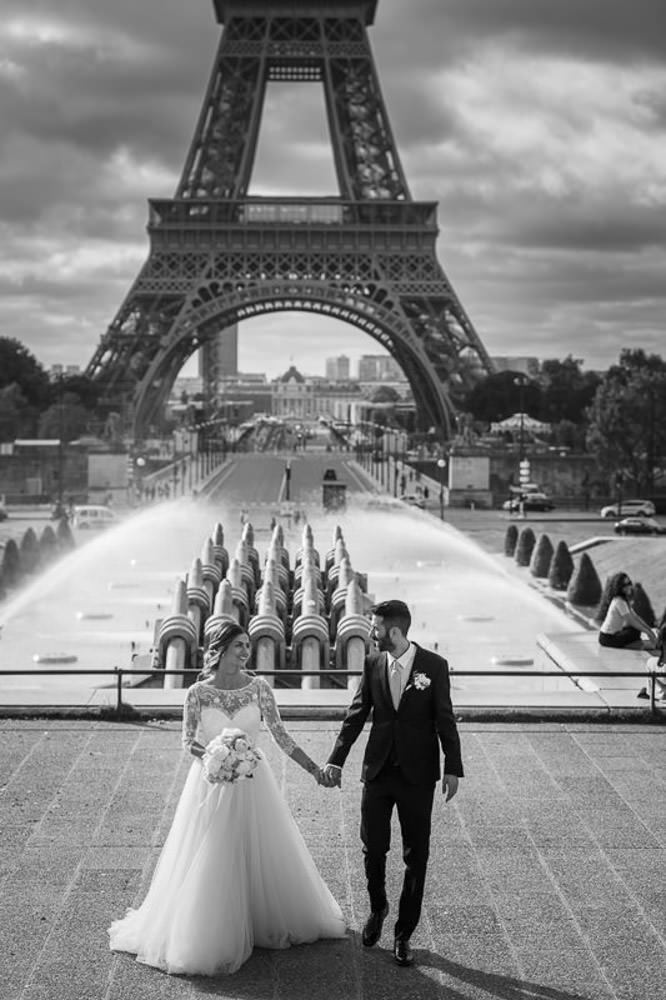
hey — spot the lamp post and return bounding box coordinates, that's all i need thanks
[56,376,65,513]
[437,457,446,520]
[513,374,530,462]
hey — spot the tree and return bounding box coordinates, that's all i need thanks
[566,552,602,607]
[515,527,536,566]
[586,349,666,492]
[548,541,574,591]
[537,356,600,424]
[463,371,542,424]
[530,534,554,578]
[370,386,400,404]
[0,384,35,441]
[0,338,50,408]
[53,374,100,411]
[38,393,92,442]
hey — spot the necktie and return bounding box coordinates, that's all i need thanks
[389,659,402,711]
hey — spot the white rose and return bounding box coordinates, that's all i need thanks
[234,738,249,753]
[235,760,252,776]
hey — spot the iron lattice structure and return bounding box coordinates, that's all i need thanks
[86,0,494,439]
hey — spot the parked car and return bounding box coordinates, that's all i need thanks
[502,492,555,512]
[71,505,116,530]
[0,499,7,521]
[600,499,655,518]
[613,516,662,536]
[400,493,426,509]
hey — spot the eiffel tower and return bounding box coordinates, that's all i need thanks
[86,0,494,440]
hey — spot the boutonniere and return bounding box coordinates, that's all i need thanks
[412,672,431,691]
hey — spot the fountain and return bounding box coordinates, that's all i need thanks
[0,491,588,708]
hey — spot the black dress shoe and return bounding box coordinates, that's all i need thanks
[362,903,389,947]
[394,936,414,966]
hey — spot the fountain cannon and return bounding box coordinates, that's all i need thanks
[241,522,261,587]
[271,524,291,573]
[257,557,287,625]
[293,548,322,591]
[158,579,199,689]
[329,556,356,639]
[294,523,320,571]
[291,571,329,689]
[326,538,350,603]
[199,538,222,604]
[265,539,290,592]
[186,557,211,645]
[292,556,325,620]
[233,539,256,606]
[203,578,238,641]
[226,557,249,627]
[248,580,286,686]
[324,525,344,574]
[334,579,371,689]
[210,522,229,576]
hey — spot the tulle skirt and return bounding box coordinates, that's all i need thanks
[108,753,347,975]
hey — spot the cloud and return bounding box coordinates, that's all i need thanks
[0,0,664,379]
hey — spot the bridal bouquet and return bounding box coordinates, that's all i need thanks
[202,728,261,784]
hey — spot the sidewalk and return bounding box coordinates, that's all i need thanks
[1,718,665,1000]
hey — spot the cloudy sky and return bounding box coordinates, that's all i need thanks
[1,0,665,380]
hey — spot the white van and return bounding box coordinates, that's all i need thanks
[72,505,116,530]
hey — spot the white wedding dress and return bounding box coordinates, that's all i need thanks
[108,677,346,975]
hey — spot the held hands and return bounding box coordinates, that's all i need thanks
[315,763,342,788]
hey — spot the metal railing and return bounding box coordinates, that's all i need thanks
[0,668,664,718]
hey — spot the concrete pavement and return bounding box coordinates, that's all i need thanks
[1,718,665,1000]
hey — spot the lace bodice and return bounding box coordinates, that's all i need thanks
[182,677,296,755]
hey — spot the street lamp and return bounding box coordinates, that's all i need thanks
[437,457,446,520]
[513,374,530,462]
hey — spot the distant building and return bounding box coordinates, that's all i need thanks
[358,354,405,382]
[272,366,314,421]
[325,354,350,381]
[199,324,238,380]
[49,364,82,379]
[491,356,540,377]
[272,365,361,422]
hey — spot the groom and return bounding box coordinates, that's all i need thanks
[323,599,463,967]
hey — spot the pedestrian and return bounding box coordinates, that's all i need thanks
[598,573,659,651]
[323,599,463,967]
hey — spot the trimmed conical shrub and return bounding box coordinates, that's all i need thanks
[39,525,58,564]
[633,582,655,628]
[55,516,75,551]
[530,534,554,578]
[567,552,602,606]
[548,541,574,591]
[1,539,21,587]
[19,528,40,574]
[515,527,536,567]
[504,524,519,556]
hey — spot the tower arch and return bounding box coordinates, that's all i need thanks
[86,1,495,441]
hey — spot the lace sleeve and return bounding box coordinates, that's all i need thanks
[181,685,200,751]
[257,679,296,755]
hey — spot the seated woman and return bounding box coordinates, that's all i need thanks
[598,573,659,650]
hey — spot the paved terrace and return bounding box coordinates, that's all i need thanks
[1,718,665,1000]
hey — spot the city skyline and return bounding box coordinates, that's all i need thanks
[1,0,665,379]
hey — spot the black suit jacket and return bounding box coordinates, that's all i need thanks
[328,644,464,785]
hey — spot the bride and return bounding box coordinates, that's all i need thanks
[108,621,346,975]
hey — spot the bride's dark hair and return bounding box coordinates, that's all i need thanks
[198,621,246,680]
